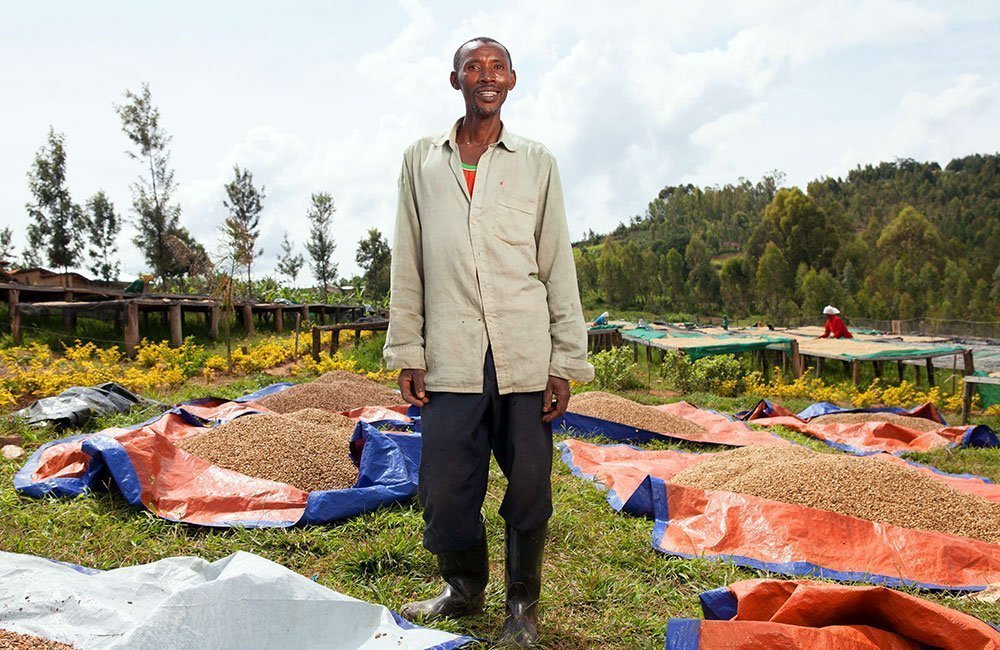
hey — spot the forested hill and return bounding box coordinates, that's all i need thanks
[572,154,1000,322]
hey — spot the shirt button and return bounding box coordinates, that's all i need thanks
[472,219,479,226]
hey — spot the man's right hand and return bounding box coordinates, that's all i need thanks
[398,368,429,407]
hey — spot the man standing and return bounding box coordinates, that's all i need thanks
[383,37,593,645]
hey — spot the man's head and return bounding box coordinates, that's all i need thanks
[451,37,515,118]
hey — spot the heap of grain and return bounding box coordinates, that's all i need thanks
[179,410,359,492]
[256,373,406,414]
[0,629,75,650]
[568,391,706,438]
[670,445,1000,543]
[315,370,364,384]
[810,411,942,432]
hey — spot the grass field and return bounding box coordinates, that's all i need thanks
[1,375,998,648]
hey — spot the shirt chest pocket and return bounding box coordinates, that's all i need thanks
[493,191,537,246]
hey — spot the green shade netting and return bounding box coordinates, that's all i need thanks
[846,326,885,335]
[621,327,668,341]
[847,345,966,361]
[680,339,792,361]
[973,370,1000,409]
[625,329,794,361]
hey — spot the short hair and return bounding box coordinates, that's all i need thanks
[453,37,512,72]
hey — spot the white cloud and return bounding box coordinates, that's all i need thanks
[5,0,993,287]
[887,73,997,157]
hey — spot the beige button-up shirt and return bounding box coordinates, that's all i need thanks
[383,119,594,394]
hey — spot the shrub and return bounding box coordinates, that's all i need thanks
[690,355,747,396]
[590,346,643,390]
[661,352,747,395]
[660,351,694,392]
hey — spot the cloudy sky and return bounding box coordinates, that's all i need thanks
[2,0,998,282]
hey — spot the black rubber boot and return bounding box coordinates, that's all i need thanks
[497,523,547,646]
[400,533,488,621]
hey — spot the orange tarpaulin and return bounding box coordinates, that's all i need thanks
[668,579,1000,649]
[555,400,788,447]
[560,439,1000,589]
[16,386,420,528]
[741,400,998,454]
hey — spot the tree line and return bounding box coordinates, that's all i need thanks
[575,156,1000,323]
[0,84,392,303]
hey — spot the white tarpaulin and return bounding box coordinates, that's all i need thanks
[0,551,471,649]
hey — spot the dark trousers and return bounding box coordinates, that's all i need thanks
[419,349,553,554]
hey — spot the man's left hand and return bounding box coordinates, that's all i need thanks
[542,376,570,423]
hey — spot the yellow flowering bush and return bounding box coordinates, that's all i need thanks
[850,379,883,408]
[877,381,920,408]
[364,368,399,384]
[295,352,360,376]
[230,335,298,373]
[0,339,202,401]
[0,332,316,406]
[752,368,850,403]
[204,355,228,372]
[744,368,975,413]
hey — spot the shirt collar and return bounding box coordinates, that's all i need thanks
[431,117,520,152]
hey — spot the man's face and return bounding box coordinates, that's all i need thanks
[450,42,516,118]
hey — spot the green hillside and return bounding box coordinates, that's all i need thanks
[574,154,1000,323]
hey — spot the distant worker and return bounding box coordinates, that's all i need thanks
[721,315,728,331]
[819,305,853,339]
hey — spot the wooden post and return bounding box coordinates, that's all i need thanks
[354,329,362,347]
[168,305,183,347]
[242,305,255,335]
[63,290,77,333]
[300,306,309,324]
[275,307,284,333]
[873,361,882,379]
[816,356,824,377]
[925,357,936,388]
[9,289,20,345]
[915,364,923,387]
[632,341,639,363]
[311,327,321,361]
[317,308,325,325]
[851,360,860,386]
[951,354,958,395]
[897,361,905,383]
[124,301,140,357]
[790,340,802,378]
[294,313,301,357]
[962,379,973,425]
[208,305,220,340]
[962,350,975,376]
[331,327,340,354]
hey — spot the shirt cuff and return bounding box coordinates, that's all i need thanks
[548,355,595,383]
[383,345,426,371]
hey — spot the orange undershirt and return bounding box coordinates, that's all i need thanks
[461,162,476,195]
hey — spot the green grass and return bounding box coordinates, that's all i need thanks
[0,377,998,647]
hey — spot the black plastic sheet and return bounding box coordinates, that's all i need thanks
[14,383,160,429]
